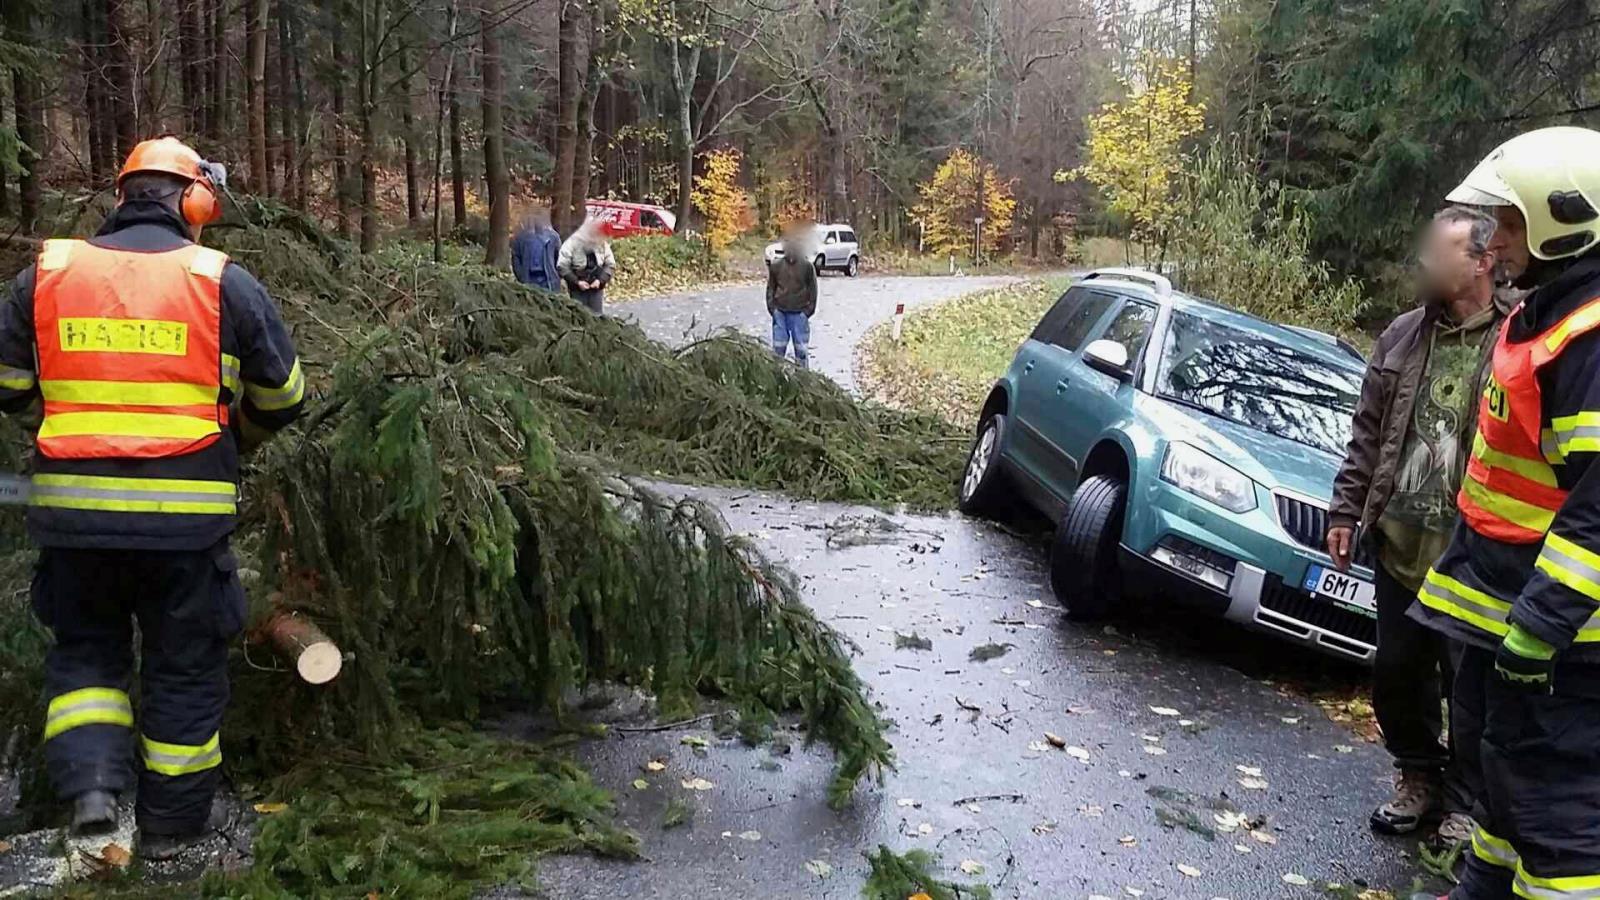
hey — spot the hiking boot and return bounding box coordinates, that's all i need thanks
[1435,811,1477,848]
[70,790,117,836]
[137,828,209,861]
[1371,771,1440,835]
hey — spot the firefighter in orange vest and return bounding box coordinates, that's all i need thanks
[1409,126,1600,899]
[0,136,303,857]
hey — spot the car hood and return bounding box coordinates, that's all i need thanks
[1134,393,1343,503]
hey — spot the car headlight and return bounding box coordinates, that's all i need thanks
[1160,442,1257,513]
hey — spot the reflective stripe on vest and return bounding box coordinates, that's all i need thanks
[1457,297,1600,544]
[141,732,222,776]
[1419,564,1600,643]
[43,686,133,740]
[32,239,228,460]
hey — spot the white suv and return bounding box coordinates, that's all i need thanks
[764,224,860,277]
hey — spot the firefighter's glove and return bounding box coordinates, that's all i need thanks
[1495,624,1557,694]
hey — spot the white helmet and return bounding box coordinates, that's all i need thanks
[1447,126,1600,260]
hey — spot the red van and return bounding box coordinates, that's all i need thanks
[584,200,677,237]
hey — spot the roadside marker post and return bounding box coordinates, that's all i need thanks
[892,304,905,343]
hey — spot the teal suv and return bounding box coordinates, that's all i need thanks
[959,269,1378,662]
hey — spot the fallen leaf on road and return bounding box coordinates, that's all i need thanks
[897,797,921,808]
[0,840,11,854]
[965,803,982,813]
[645,760,667,772]
[1141,734,1160,742]
[1214,811,1249,832]
[959,859,985,875]
[253,802,288,815]
[969,642,1013,662]
[1001,666,1016,675]
[1079,804,1104,817]
[1067,746,1091,763]
[804,859,832,879]
[1334,745,1354,753]
[911,894,932,900]
[1119,835,1137,846]
[1125,888,1144,897]
[680,735,710,751]
[97,843,132,869]
[1143,745,1167,756]
[1067,705,1096,715]
[680,777,715,791]
[737,830,761,841]
[1014,679,1032,688]
[1250,830,1278,845]
[1044,731,1067,748]
[1238,777,1269,790]
[1032,820,1057,835]
[1236,765,1264,777]
[1177,863,1202,877]
[1234,843,1252,853]
[1027,740,1051,753]
[1281,717,1301,725]
[632,778,649,790]
[918,822,934,835]
[1178,719,1195,727]
[895,632,933,651]
[1150,706,1180,716]
[1282,873,1309,885]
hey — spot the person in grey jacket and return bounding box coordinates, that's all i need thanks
[766,230,818,367]
[558,217,617,314]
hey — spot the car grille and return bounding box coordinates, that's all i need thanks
[1258,574,1377,647]
[1274,493,1373,567]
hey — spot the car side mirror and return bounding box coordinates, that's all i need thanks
[824,236,837,244]
[1084,339,1133,381]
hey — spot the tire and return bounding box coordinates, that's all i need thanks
[958,414,1012,517]
[1049,474,1127,619]
[814,254,827,273]
[846,255,860,277]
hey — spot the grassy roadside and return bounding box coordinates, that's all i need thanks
[858,279,1068,428]
[607,235,751,301]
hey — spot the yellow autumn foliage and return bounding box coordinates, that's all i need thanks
[1060,57,1205,247]
[690,147,754,252]
[912,149,1016,257]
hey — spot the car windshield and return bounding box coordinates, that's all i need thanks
[1154,312,1361,456]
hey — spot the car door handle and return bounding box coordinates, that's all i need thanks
[1023,361,1036,374]
[1055,379,1070,394]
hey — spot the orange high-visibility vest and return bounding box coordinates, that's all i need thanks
[31,238,228,460]
[1457,297,1600,543]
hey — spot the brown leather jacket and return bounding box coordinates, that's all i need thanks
[1328,290,1517,534]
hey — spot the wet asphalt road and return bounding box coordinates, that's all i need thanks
[616,273,1021,393]
[518,276,1431,899]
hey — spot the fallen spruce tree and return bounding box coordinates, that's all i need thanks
[0,201,968,896]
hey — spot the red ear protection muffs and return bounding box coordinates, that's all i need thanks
[180,178,222,226]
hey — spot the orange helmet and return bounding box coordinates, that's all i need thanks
[117,136,226,227]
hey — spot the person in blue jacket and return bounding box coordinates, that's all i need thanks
[511,207,561,292]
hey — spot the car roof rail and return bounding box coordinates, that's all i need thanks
[1082,267,1173,297]
[1282,323,1367,362]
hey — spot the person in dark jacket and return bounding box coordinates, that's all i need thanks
[1328,206,1507,845]
[1408,126,1600,900]
[0,137,304,858]
[558,217,616,314]
[767,229,818,368]
[510,207,561,292]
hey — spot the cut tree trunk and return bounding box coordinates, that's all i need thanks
[261,610,343,684]
[552,0,580,234]
[481,0,509,267]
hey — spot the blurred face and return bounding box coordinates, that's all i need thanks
[1488,206,1530,281]
[1418,217,1493,302]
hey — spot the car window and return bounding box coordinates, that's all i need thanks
[841,230,858,244]
[1154,311,1361,456]
[1029,290,1081,343]
[1050,290,1118,353]
[1097,302,1157,359]
[640,211,663,229]
[824,231,839,244]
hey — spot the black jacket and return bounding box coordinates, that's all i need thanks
[1413,256,1600,658]
[766,255,817,316]
[0,202,304,550]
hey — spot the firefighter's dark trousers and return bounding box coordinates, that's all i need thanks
[31,542,244,835]
[1452,645,1600,899]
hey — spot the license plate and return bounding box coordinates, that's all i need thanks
[1302,565,1375,613]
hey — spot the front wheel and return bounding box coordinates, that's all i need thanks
[814,254,827,273]
[959,414,1012,517]
[1049,475,1127,619]
[846,255,860,277]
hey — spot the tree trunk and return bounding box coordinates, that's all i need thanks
[260,610,343,685]
[358,0,386,254]
[276,0,294,195]
[0,80,8,218]
[432,0,460,262]
[287,0,308,208]
[7,1,42,232]
[449,81,465,229]
[400,44,420,225]
[246,0,269,193]
[570,2,605,229]
[179,0,201,133]
[330,3,350,239]
[481,0,510,268]
[81,0,111,182]
[552,0,580,234]
[105,0,138,161]
[209,0,226,143]
[142,0,168,134]
[668,30,699,228]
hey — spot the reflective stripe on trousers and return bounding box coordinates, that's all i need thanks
[1420,565,1600,642]
[43,686,133,740]
[141,732,222,776]
[1515,862,1600,898]
[28,473,237,515]
[1475,825,1519,870]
